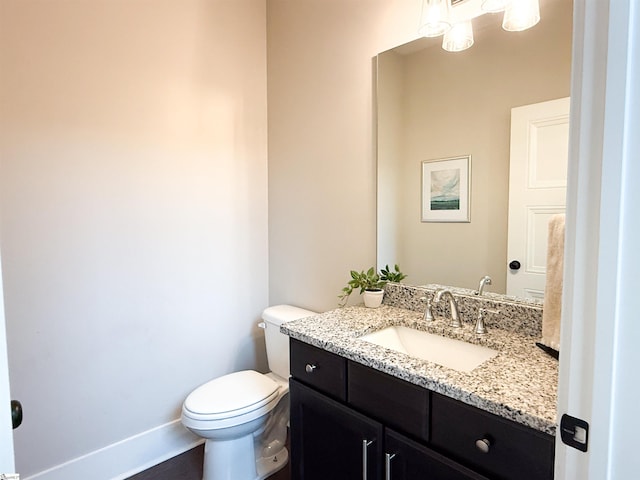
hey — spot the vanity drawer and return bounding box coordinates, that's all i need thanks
[348,361,430,442]
[431,393,554,480]
[290,339,346,401]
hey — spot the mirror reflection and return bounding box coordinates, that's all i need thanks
[376,0,573,297]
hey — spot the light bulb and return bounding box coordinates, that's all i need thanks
[502,0,540,32]
[442,20,474,52]
[418,0,451,37]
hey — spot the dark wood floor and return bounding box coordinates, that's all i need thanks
[127,442,291,480]
[127,444,205,480]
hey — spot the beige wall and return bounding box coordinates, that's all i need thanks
[380,0,573,293]
[0,0,267,476]
[267,0,423,310]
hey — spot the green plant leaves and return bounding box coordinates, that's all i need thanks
[338,264,406,306]
[380,264,407,283]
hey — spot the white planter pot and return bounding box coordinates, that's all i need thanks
[363,289,384,308]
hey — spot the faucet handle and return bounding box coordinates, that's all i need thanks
[420,296,435,322]
[475,308,500,335]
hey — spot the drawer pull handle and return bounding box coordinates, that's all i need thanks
[305,363,317,373]
[475,438,491,453]
[385,452,396,480]
[362,439,374,479]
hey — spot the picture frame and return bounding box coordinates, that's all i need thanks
[421,155,471,223]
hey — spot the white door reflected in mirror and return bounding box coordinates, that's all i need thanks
[506,97,570,299]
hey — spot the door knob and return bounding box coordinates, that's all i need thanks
[509,260,521,270]
[11,400,22,429]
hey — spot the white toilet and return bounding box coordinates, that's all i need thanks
[181,305,315,480]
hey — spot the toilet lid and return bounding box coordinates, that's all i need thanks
[184,370,280,418]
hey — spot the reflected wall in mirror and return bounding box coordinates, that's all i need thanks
[377,0,573,296]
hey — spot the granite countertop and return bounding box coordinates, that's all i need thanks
[281,305,558,436]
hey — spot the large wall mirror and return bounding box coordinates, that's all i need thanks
[376,0,573,297]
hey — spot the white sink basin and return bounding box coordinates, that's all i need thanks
[358,326,498,373]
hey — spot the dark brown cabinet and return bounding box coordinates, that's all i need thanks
[431,393,555,480]
[290,338,347,401]
[348,361,430,443]
[290,379,383,480]
[291,379,490,480]
[385,429,489,480]
[289,339,554,480]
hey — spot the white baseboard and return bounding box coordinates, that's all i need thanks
[22,419,204,480]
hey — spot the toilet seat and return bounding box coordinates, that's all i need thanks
[182,370,282,429]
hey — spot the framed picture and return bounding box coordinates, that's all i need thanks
[421,155,471,223]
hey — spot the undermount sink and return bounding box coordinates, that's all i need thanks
[358,326,498,373]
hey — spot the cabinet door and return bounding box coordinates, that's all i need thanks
[348,361,430,442]
[431,393,554,480]
[290,339,347,401]
[290,379,383,480]
[385,429,490,480]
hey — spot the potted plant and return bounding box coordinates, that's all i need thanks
[338,265,406,308]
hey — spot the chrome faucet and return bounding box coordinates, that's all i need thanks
[434,289,462,328]
[475,275,492,296]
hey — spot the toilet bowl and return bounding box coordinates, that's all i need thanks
[181,305,315,480]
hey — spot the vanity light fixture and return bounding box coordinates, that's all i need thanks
[442,20,474,52]
[418,0,452,37]
[420,0,540,53]
[481,0,507,13]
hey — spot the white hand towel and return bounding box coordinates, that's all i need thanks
[541,214,565,352]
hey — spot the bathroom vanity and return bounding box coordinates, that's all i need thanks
[282,284,558,480]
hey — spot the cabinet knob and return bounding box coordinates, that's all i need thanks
[509,260,521,270]
[475,438,491,453]
[305,363,317,374]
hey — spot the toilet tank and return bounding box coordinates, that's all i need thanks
[262,305,316,378]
